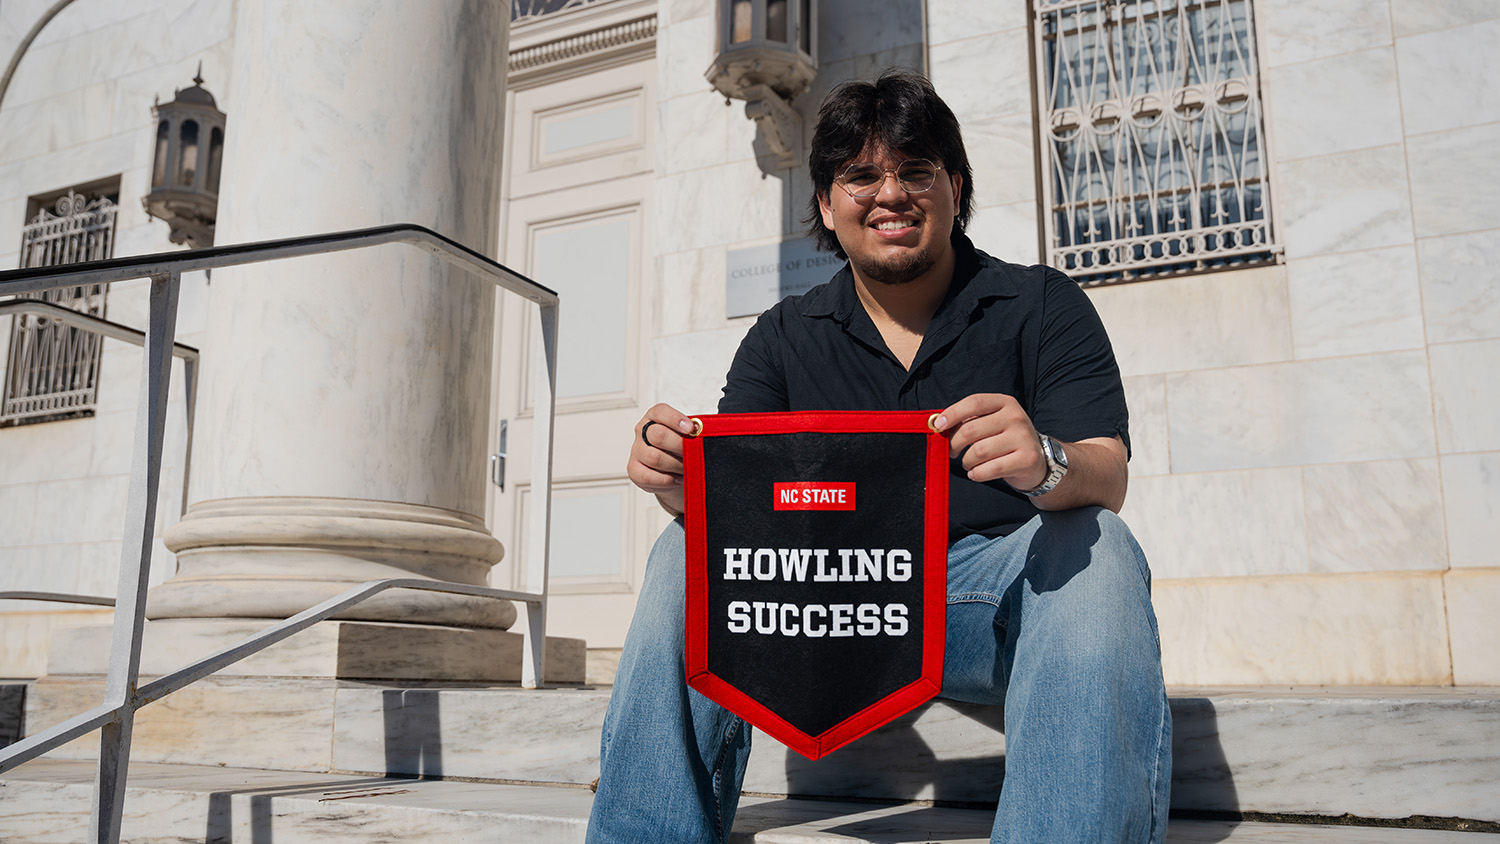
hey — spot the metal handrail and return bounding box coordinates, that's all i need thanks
[0,300,199,515]
[0,223,560,844]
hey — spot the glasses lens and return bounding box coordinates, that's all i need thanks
[840,164,885,195]
[897,160,937,192]
[838,160,939,196]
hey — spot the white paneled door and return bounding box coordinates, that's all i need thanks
[489,56,658,650]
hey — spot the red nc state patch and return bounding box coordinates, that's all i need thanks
[773,482,856,511]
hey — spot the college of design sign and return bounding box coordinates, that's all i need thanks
[681,411,949,759]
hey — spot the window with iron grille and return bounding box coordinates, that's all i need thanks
[1033,0,1276,285]
[2,185,119,426]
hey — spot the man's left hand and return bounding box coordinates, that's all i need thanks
[932,393,1046,491]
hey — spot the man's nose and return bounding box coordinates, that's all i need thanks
[874,171,911,202]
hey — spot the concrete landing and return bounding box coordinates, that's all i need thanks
[2,759,1495,844]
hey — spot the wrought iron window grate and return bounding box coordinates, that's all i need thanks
[513,0,612,24]
[1034,0,1276,285]
[2,190,117,425]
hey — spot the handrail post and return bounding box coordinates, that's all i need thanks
[523,301,560,690]
[90,271,181,844]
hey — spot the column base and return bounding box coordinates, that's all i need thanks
[154,497,516,629]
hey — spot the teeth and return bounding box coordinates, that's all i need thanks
[874,220,912,231]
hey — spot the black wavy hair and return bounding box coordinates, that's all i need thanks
[802,69,974,258]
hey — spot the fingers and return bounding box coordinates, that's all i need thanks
[932,393,1047,489]
[627,403,696,494]
[933,394,1027,456]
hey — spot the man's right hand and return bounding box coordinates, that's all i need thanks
[627,403,698,516]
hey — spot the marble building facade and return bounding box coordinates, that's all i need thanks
[0,0,1497,691]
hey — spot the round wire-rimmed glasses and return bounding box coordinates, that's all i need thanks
[836,159,944,197]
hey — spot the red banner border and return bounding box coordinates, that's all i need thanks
[682,410,949,760]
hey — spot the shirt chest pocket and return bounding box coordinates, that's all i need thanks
[927,339,1027,406]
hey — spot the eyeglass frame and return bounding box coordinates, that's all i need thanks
[834,158,946,198]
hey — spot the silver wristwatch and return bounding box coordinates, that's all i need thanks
[1020,434,1068,497]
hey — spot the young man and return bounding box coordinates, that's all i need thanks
[590,70,1171,844]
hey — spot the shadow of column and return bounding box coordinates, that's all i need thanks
[382,688,444,778]
[1168,695,1239,842]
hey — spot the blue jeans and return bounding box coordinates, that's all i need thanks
[587,508,1172,843]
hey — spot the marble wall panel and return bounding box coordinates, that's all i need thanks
[31,474,127,545]
[656,246,728,336]
[1122,375,1169,477]
[0,610,108,678]
[929,28,1032,125]
[924,0,1027,45]
[1396,18,1500,134]
[656,252,692,336]
[86,410,137,478]
[1303,459,1447,573]
[963,201,1041,267]
[1256,0,1391,67]
[1121,469,1308,581]
[0,484,39,547]
[653,160,785,254]
[1430,339,1500,454]
[661,93,728,174]
[1285,246,1425,359]
[1445,568,1500,685]
[1418,229,1500,343]
[75,541,127,596]
[1442,452,1500,570]
[818,0,923,65]
[1390,0,1500,37]
[163,0,234,57]
[90,342,143,416]
[667,0,712,25]
[1408,122,1500,238]
[652,322,753,415]
[1165,351,1436,473]
[1274,144,1414,259]
[962,114,1038,210]
[659,16,714,102]
[1085,265,1292,377]
[0,416,92,484]
[1153,572,1451,685]
[1265,48,1404,161]
[0,544,80,592]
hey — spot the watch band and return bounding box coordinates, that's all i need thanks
[1020,434,1068,497]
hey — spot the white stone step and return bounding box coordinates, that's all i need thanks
[1,759,1494,844]
[31,678,1499,824]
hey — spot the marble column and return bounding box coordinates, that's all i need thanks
[149,1,514,634]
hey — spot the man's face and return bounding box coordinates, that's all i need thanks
[817,145,963,286]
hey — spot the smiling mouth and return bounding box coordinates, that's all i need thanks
[872,219,917,231]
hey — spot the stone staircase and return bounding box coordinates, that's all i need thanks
[2,679,1498,842]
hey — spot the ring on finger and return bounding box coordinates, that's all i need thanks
[641,420,658,447]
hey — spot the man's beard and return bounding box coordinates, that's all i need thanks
[852,246,935,286]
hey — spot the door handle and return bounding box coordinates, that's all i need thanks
[491,419,508,490]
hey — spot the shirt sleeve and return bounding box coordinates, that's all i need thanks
[718,308,791,414]
[1029,271,1131,457]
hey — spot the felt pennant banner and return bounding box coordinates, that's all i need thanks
[681,410,949,760]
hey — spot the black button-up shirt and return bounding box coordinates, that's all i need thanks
[718,233,1129,539]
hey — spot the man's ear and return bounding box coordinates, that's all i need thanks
[818,189,836,230]
[950,172,964,215]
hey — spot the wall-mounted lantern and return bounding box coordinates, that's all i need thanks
[143,66,226,248]
[706,0,817,169]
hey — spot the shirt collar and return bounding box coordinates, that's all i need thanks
[794,230,1021,324]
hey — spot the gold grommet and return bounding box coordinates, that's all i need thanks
[689,417,704,437]
[928,412,943,433]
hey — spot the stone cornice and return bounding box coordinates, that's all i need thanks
[508,0,657,82]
